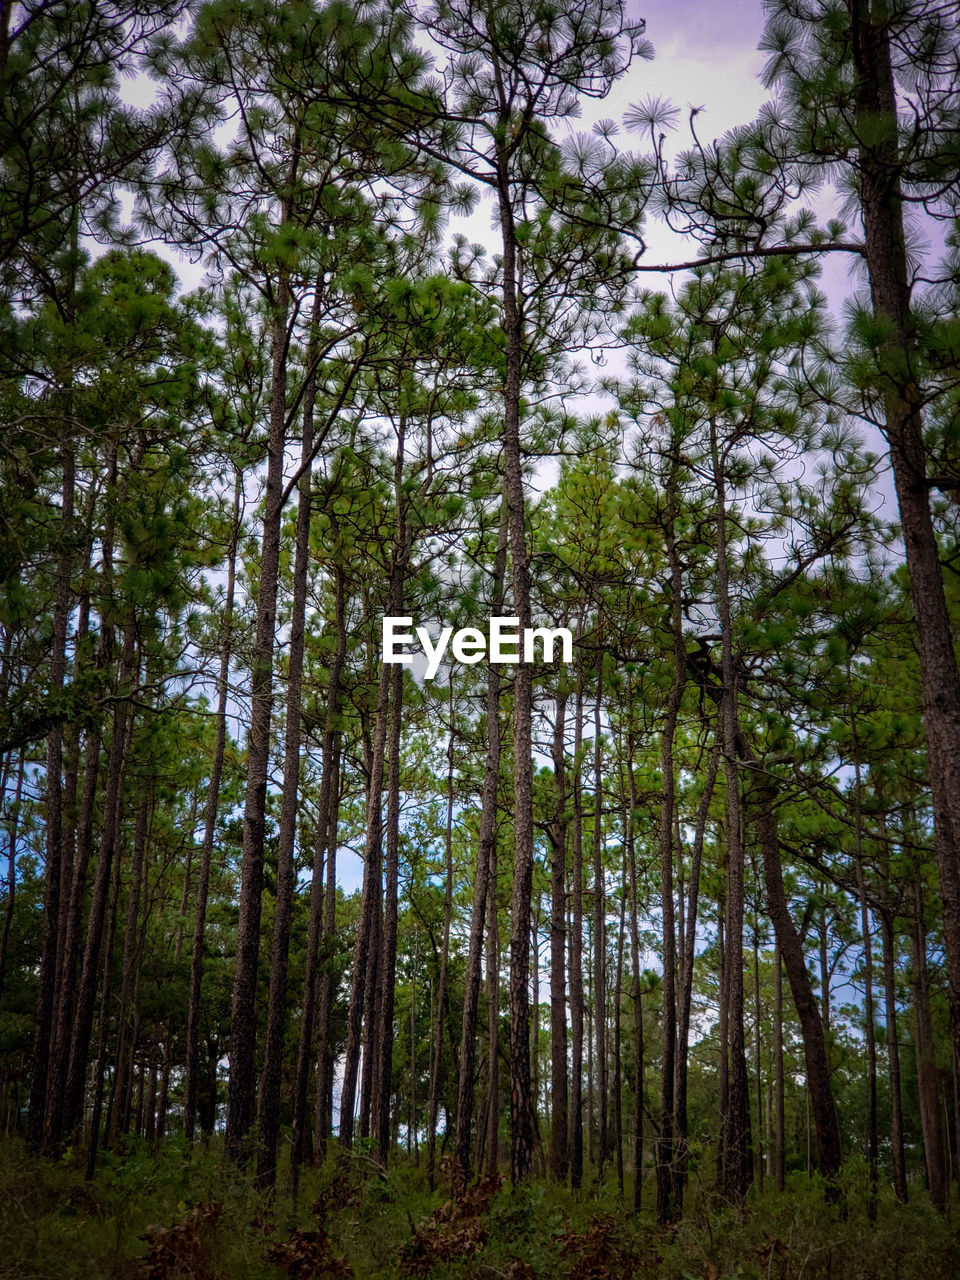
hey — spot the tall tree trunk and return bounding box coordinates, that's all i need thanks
[255,330,319,1189]
[453,501,508,1193]
[880,905,907,1201]
[751,766,842,1186]
[847,0,960,1086]
[106,791,150,1147]
[592,650,607,1179]
[753,920,764,1191]
[0,753,23,1002]
[312,737,341,1158]
[657,483,686,1222]
[676,737,719,1202]
[773,943,785,1192]
[428,668,455,1187]
[28,445,74,1150]
[854,760,878,1217]
[339,636,395,1147]
[548,680,569,1183]
[499,188,535,1188]
[63,622,138,1138]
[614,867,626,1197]
[911,879,948,1212]
[711,422,751,1203]
[485,829,500,1178]
[184,470,241,1142]
[294,554,346,1180]
[358,795,383,1143]
[818,900,831,1051]
[569,672,585,1189]
[85,799,125,1181]
[225,207,295,1162]
[626,728,645,1212]
[45,726,102,1149]
[157,792,196,1143]
[373,662,404,1168]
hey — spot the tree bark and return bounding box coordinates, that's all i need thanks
[0,754,24,1003]
[626,729,645,1212]
[711,422,751,1203]
[496,165,536,1187]
[656,474,688,1218]
[569,672,585,1189]
[453,501,507,1193]
[63,621,138,1138]
[293,548,345,1177]
[339,624,395,1147]
[592,650,607,1179]
[752,768,842,1186]
[774,943,785,1192]
[225,246,293,1163]
[428,668,455,1187]
[28,445,74,1150]
[880,905,907,1201]
[846,0,960,1085]
[676,737,719,1202]
[185,469,241,1142]
[255,325,319,1189]
[485,827,500,1178]
[548,681,569,1183]
[911,879,948,1212]
[373,661,404,1168]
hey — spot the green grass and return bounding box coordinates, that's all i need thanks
[2,1139,958,1279]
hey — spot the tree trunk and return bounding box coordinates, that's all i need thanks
[485,829,500,1178]
[847,0,960,1086]
[569,672,585,1189]
[497,168,536,1186]
[184,469,241,1142]
[626,729,645,1212]
[255,329,319,1189]
[711,422,751,1203]
[312,736,342,1158]
[614,866,626,1197]
[428,668,455,1187]
[774,943,785,1192]
[453,501,508,1192]
[339,646,394,1147]
[85,805,125,1181]
[911,879,948,1212]
[592,651,607,1179]
[880,906,907,1201]
[657,491,686,1220]
[676,737,719,1201]
[225,249,293,1162]
[106,791,150,1147]
[373,661,404,1168]
[63,622,138,1138]
[548,680,569,1183]
[0,754,24,1002]
[752,770,842,1186]
[854,757,878,1217]
[28,445,74,1150]
[293,551,345,1179]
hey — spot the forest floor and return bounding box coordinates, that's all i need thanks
[3,1137,959,1280]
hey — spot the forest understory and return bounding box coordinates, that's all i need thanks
[2,1136,959,1280]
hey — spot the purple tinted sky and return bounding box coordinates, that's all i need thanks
[618,0,769,139]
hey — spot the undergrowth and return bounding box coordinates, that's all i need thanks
[1,1138,958,1279]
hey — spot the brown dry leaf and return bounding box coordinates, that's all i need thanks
[265,1227,353,1278]
[139,1202,224,1280]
